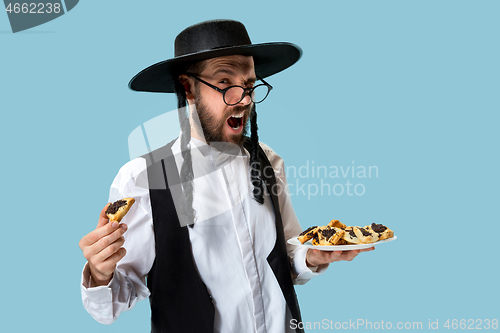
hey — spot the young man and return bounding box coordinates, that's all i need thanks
[79,19,373,333]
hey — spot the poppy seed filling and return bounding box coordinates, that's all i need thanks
[320,228,336,239]
[359,228,371,237]
[299,226,317,236]
[106,200,127,215]
[371,223,387,233]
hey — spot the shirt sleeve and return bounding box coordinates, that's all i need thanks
[259,142,328,285]
[80,157,155,324]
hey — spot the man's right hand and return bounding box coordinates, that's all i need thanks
[79,204,128,287]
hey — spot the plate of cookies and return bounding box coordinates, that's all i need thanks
[288,220,396,251]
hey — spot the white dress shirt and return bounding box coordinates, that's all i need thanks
[81,137,327,332]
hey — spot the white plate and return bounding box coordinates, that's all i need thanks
[287,236,397,251]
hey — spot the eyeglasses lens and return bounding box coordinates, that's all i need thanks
[251,85,269,103]
[224,85,269,105]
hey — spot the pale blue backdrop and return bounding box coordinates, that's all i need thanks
[1,1,498,332]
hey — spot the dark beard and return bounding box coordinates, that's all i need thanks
[193,90,250,146]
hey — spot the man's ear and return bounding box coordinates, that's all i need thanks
[178,74,194,100]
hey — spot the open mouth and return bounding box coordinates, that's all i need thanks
[227,111,245,130]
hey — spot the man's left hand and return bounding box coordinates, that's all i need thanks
[306,247,375,268]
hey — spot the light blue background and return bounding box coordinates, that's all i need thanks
[1,1,498,332]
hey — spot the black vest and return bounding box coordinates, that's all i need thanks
[144,138,303,333]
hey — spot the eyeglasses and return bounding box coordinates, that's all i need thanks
[187,73,273,106]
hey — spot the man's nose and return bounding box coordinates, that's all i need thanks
[239,91,252,106]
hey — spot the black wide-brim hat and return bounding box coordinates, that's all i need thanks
[128,19,302,93]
